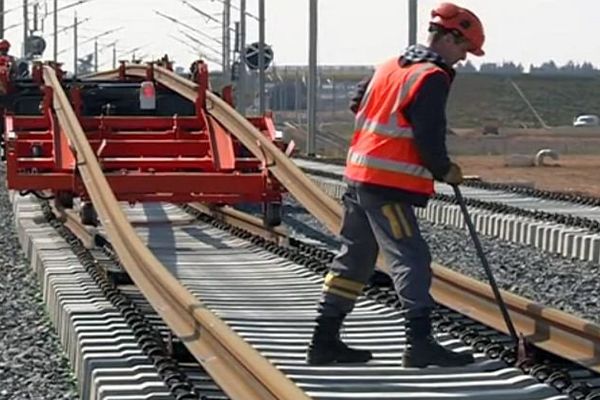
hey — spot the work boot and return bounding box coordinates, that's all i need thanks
[402,316,474,368]
[306,315,372,365]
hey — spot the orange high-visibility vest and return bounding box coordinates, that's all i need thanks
[345,58,449,195]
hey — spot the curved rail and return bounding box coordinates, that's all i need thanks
[433,267,600,371]
[188,202,600,373]
[189,203,289,245]
[91,65,343,232]
[96,64,600,371]
[42,66,309,400]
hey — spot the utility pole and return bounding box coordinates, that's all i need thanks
[295,67,300,124]
[112,43,116,69]
[94,40,98,72]
[222,0,231,82]
[237,0,247,113]
[331,77,335,119]
[307,0,318,156]
[53,0,57,62]
[33,2,38,31]
[73,13,77,77]
[258,0,265,114]
[0,0,4,38]
[22,0,28,57]
[408,0,417,46]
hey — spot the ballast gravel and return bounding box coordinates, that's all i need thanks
[280,197,600,325]
[0,166,78,400]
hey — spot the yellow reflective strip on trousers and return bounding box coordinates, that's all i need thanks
[323,285,359,301]
[324,272,364,295]
[393,203,413,237]
[381,204,403,239]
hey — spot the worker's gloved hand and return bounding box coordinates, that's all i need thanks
[442,162,463,185]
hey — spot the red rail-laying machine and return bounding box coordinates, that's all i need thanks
[1,60,289,226]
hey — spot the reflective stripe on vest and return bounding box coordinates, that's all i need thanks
[347,150,433,179]
[345,59,448,195]
[354,62,440,139]
[394,62,438,111]
[354,114,414,138]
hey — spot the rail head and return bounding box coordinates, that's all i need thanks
[188,203,289,245]
[431,264,600,372]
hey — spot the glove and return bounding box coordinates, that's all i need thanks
[442,162,463,185]
[349,75,372,114]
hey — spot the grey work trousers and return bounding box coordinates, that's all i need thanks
[318,187,434,319]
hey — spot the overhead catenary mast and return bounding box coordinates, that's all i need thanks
[0,0,4,38]
[408,0,417,46]
[307,0,318,156]
[22,0,28,57]
[53,0,57,61]
[237,0,247,113]
[258,0,265,114]
[222,0,231,81]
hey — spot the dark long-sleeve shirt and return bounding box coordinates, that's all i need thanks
[406,71,452,181]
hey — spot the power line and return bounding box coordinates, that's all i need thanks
[207,0,258,21]
[169,33,220,65]
[153,9,222,45]
[49,17,90,36]
[3,0,97,33]
[178,29,222,56]
[180,0,219,25]
[57,26,122,55]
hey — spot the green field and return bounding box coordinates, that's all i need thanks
[447,74,600,128]
[274,73,600,130]
[277,73,600,156]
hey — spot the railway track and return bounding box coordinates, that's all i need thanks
[292,159,600,221]
[293,158,600,264]
[21,193,600,399]
[11,63,600,399]
[41,65,306,399]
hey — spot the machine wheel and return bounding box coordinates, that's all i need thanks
[80,202,98,226]
[263,202,282,227]
[54,191,74,209]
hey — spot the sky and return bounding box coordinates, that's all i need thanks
[2,0,600,73]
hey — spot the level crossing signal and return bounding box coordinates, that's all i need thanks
[244,42,273,71]
[24,35,46,58]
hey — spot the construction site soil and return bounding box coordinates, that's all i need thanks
[277,71,600,197]
[286,130,600,197]
[457,154,600,197]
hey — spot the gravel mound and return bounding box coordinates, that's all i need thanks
[0,166,78,400]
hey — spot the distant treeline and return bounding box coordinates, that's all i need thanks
[457,61,600,76]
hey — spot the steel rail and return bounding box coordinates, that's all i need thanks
[432,267,600,372]
[50,206,96,249]
[188,203,289,246]
[41,66,309,400]
[188,203,600,373]
[91,65,344,233]
[96,64,600,372]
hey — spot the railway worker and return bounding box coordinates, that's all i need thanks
[0,39,17,95]
[307,2,485,368]
[0,39,18,79]
[0,39,12,58]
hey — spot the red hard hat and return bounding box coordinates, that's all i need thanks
[0,39,10,51]
[430,2,485,56]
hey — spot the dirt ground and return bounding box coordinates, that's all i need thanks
[457,155,600,197]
